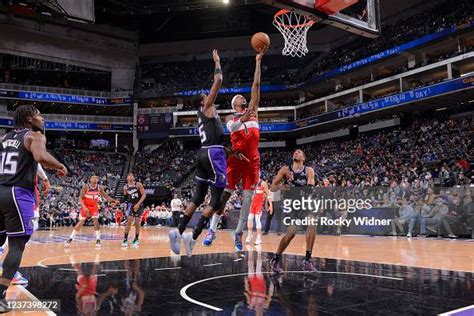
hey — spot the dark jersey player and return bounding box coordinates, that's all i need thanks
[0,105,67,312]
[269,149,317,273]
[122,172,146,248]
[168,50,252,257]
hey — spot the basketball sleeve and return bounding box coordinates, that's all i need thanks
[227,119,242,132]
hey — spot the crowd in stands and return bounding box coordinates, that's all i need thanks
[133,140,196,189]
[38,140,126,228]
[139,0,472,99]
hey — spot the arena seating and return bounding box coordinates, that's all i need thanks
[139,0,473,96]
[38,142,126,228]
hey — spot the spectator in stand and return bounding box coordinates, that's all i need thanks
[170,194,183,227]
[390,199,415,236]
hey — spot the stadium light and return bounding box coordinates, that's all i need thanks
[223,0,230,4]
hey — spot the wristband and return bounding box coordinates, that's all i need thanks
[214,68,222,75]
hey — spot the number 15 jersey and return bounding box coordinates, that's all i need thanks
[0,129,38,190]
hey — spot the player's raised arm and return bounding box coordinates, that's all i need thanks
[271,166,288,192]
[203,49,223,111]
[248,48,265,114]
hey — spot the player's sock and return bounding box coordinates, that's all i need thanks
[209,214,221,232]
[69,230,77,240]
[178,215,192,235]
[134,234,139,241]
[305,250,312,261]
[95,230,101,240]
[124,233,129,241]
[192,216,210,241]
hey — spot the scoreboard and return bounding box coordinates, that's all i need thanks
[137,113,173,134]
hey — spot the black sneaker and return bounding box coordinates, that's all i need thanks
[96,240,101,248]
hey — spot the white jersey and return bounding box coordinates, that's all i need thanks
[171,198,183,212]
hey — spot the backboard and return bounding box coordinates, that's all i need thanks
[263,0,381,38]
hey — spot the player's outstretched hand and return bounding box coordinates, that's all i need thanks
[57,164,68,177]
[240,109,256,123]
[213,49,220,63]
[256,47,266,62]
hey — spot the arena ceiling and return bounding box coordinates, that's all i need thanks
[94,0,444,43]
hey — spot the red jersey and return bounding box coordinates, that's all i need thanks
[83,184,100,208]
[252,180,265,207]
[230,113,260,161]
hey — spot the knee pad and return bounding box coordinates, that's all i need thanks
[209,186,224,210]
[192,182,209,206]
[255,215,262,229]
[8,235,30,251]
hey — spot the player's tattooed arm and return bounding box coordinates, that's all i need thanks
[271,166,288,192]
[307,167,316,186]
[248,47,265,115]
[203,49,223,114]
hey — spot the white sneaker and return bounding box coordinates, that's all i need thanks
[182,232,197,257]
[406,233,412,238]
[245,234,253,244]
[168,229,182,255]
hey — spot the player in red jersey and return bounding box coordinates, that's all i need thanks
[244,249,274,314]
[246,178,272,245]
[203,48,266,251]
[70,254,101,316]
[65,175,119,248]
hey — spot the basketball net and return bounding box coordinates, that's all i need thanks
[273,10,315,58]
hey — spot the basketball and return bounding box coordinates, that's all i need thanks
[251,32,270,51]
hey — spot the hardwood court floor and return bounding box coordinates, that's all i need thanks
[14,226,474,272]
[1,226,473,315]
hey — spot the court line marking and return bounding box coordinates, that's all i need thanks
[154,267,182,271]
[58,268,78,272]
[180,270,403,311]
[202,263,222,267]
[14,285,56,316]
[439,305,474,316]
[101,269,128,272]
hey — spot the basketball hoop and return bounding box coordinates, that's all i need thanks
[273,9,315,58]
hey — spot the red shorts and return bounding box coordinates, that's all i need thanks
[250,196,264,215]
[80,206,99,219]
[226,156,259,191]
[250,203,263,215]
